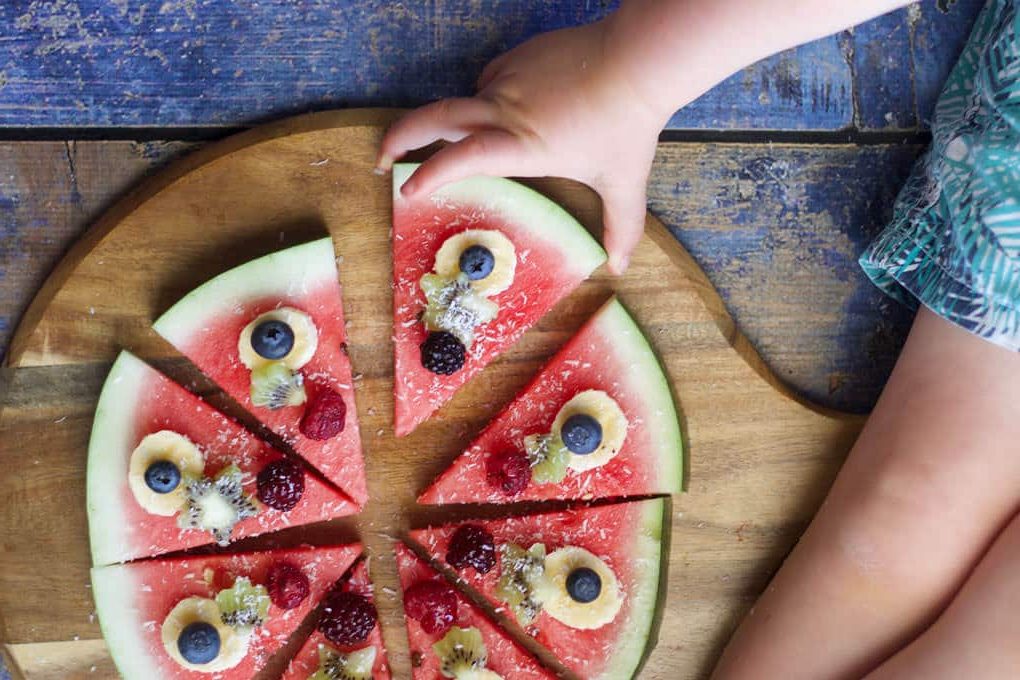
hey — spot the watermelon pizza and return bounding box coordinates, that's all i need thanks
[87,351,359,566]
[282,558,391,679]
[91,544,361,678]
[407,499,668,680]
[394,543,557,680]
[391,163,607,436]
[153,237,368,506]
[419,297,683,505]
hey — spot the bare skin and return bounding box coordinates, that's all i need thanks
[712,307,1020,678]
[376,1,1020,676]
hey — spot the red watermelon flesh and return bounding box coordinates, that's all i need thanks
[281,559,391,679]
[91,544,361,680]
[87,351,358,566]
[392,164,606,436]
[394,544,557,680]
[407,499,666,680]
[418,297,683,505]
[153,238,367,506]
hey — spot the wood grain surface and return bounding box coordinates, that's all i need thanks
[0,0,980,131]
[0,109,864,678]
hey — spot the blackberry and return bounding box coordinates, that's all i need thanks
[319,591,377,647]
[420,331,466,375]
[256,458,306,511]
[446,524,496,574]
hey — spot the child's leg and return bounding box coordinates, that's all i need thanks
[864,507,1020,679]
[712,307,1020,680]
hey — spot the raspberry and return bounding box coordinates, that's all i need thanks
[256,458,306,511]
[485,449,531,496]
[300,386,347,440]
[265,561,310,610]
[403,580,457,635]
[319,591,377,647]
[420,331,466,375]
[446,524,496,574]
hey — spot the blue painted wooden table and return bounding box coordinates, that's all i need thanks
[0,1,989,676]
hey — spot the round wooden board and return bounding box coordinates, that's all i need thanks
[0,110,863,679]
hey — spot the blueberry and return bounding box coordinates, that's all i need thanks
[251,320,295,360]
[561,414,603,455]
[566,567,602,604]
[177,621,220,664]
[144,460,181,494]
[459,245,495,281]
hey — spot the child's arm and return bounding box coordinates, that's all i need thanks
[378,0,913,272]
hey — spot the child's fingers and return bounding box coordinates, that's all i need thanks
[477,51,510,91]
[376,98,499,171]
[397,129,538,198]
[599,187,648,274]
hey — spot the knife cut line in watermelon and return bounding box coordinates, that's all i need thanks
[391,163,607,436]
[92,543,361,679]
[408,498,668,680]
[153,237,368,506]
[419,296,683,505]
[87,350,359,566]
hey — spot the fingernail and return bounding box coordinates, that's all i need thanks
[374,154,392,174]
[400,179,418,196]
[372,166,387,176]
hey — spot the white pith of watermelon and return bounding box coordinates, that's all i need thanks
[281,559,392,679]
[87,351,359,566]
[408,499,666,680]
[152,237,367,506]
[394,543,557,680]
[391,163,607,436]
[419,297,683,504]
[91,544,361,680]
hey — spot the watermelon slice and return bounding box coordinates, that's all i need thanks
[153,237,367,506]
[281,559,391,679]
[87,351,358,566]
[394,543,557,680]
[419,297,682,505]
[391,164,606,436]
[91,544,361,679]
[408,499,667,680]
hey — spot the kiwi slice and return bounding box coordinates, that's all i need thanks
[310,644,377,680]
[495,542,547,626]
[433,627,488,678]
[250,362,306,409]
[177,464,258,545]
[420,273,497,348]
[215,576,270,632]
[523,434,569,485]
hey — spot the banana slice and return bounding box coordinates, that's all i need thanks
[552,390,628,472]
[238,307,318,370]
[128,430,204,516]
[434,230,516,296]
[536,547,622,630]
[161,597,249,672]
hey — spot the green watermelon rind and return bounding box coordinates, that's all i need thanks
[392,164,607,276]
[597,298,684,494]
[152,237,337,347]
[601,497,668,680]
[87,350,149,566]
[91,563,160,678]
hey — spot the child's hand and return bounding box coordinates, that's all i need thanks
[376,20,668,274]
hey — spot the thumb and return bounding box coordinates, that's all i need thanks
[599,185,648,275]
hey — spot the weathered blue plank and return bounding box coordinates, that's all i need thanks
[0,0,981,131]
[911,0,986,126]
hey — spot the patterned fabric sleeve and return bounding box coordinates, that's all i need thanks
[860,0,1020,350]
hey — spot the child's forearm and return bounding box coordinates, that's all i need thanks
[605,0,916,122]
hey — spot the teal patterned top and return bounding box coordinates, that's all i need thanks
[861,0,1020,350]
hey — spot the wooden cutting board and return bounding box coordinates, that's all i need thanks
[0,109,863,679]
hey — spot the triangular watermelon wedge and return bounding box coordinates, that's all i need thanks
[281,558,392,679]
[408,499,667,680]
[392,164,607,436]
[153,237,368,506]
[419,297,683,505]
[394,543,557,680]
[87,351,359,566]
[91,543,361,679]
